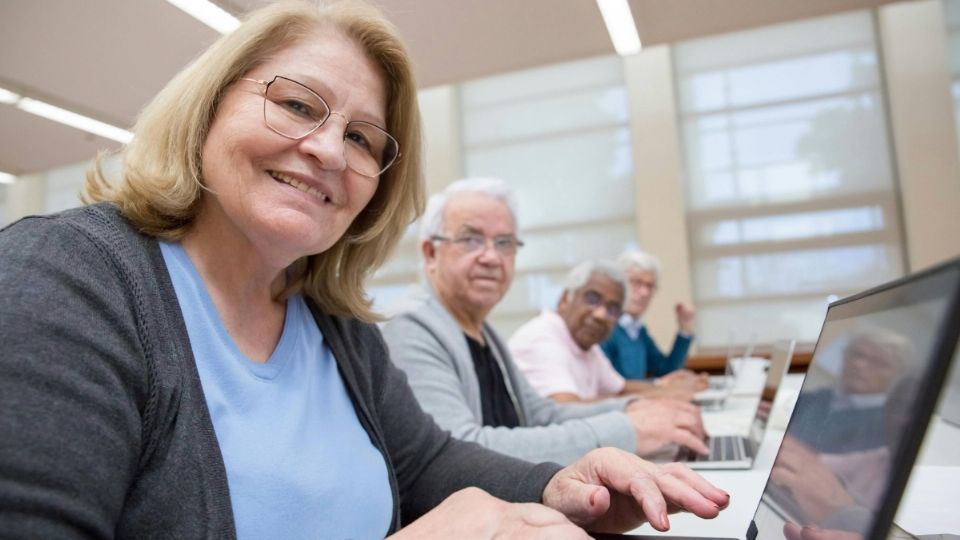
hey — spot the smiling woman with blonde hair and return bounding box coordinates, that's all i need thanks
[0,1,728,538]
[84,0,424,319]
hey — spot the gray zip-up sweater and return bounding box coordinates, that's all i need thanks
[0,204,561,538]
[382,295,637,465]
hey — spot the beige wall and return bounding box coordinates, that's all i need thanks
[623,47,696,349]
[879,0,960,272]
[418,85,463,194]
[5,173,46,222]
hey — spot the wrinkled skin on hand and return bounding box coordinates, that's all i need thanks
[625,398,710,456]
[541,447,729,534]
[390,487,591,540]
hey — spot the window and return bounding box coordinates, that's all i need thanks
[45,161,90,214]
[460,55,638,337]
[674,11,906,348]
[945,0,960,149]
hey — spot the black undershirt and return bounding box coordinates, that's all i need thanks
[465,334,520,428]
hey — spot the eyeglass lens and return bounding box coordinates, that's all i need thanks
[582,290,622,318]
[457,234,521,256]
[262,76,399,177]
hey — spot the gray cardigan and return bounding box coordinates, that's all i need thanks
[0,204,561,538]
[382,295,637,465]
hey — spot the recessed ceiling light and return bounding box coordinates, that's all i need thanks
[0,171,16,184]
[597,0,642,56]
[164,0,240,34]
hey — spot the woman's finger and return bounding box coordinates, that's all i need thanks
[627,473,670,531]
[653,464,728,517]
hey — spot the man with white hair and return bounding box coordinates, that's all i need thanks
[601,250,700,384]
[510,260,697,403]
[383,178,708,465]
[788,328,908,453]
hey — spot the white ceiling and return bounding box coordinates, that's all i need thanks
[0,0,911,177]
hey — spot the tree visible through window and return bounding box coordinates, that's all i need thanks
[673,11,906,348]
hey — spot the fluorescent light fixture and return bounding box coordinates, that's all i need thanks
[0,171,15,184]
[16,98,133,144]
[597,0,642,55]
[0,85,132,143]
[164,0,240,34]
[0,87,20,105]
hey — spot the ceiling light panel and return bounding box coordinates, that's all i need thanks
[164,0,240,34]
[597,0,642,56]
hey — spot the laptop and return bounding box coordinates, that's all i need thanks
[697,338,759,405]
[678,339,795,470]
[707,337,756,391]
[940,345,960,428]
[696,346,736,404]
[595,255,960,540]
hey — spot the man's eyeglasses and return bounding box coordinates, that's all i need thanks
[581,290,623,320]
[241,76,400,178]
[431,233,524,257]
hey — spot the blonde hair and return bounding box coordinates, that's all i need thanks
[84,0,424,322]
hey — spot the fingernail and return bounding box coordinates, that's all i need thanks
[661,512,669,529]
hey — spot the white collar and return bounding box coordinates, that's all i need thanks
[618,314,644,339]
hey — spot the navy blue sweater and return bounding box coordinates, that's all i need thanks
[601,324,692,379]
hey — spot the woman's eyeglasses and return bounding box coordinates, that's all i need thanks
[241,75,400,178]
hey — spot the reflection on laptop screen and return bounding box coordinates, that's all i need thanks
[751,262,960,540]
[941,346,960,427]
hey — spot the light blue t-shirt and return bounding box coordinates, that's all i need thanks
[160,241,392,539]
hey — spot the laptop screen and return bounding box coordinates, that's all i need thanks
[940,346,960,427]
[746,340,795,448]
[763,340,795,403]
[750,261,960,540]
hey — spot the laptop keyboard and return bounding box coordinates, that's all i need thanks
[679,435,746,462]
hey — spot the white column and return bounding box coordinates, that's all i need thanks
[623,46,696,349]
[879,0,960,271]
[6,173,47,223]
[418,85,462,195]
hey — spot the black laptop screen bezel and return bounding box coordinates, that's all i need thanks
[747,256,960,540]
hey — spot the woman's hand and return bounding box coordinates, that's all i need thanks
[540,447,729,534]
[390,487,591,540]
